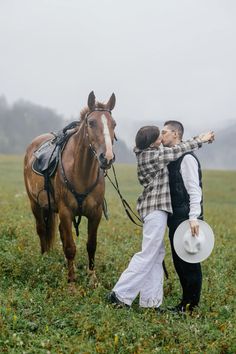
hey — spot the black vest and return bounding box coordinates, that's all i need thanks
[167,152,203,221]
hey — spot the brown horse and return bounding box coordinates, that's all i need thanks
[24,91,116,283]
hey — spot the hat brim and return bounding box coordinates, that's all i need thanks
[173,220,215,263]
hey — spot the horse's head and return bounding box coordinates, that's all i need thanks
[85,91,116,170]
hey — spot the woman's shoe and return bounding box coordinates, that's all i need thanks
[107,291,130,308]
[156,307,166,314]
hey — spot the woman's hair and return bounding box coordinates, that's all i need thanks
[135,126,160,150]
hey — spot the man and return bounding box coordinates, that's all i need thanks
[162,120,213,313]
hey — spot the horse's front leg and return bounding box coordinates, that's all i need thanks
[87,208,102,287]
[59,207,76,283]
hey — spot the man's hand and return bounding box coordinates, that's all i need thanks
[189,220,199,236]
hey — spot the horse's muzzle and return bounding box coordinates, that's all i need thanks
[99,153,115,170]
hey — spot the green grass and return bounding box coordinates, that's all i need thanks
[0,155,235,353]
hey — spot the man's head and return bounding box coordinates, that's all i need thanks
[135,126,161,150]
[162,120,184,147]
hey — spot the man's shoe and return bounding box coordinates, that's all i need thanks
[168,303,187,314]
[107,291,130,309]
[168,302,194,314]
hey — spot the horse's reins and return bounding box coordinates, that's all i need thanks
[105,165,143,227]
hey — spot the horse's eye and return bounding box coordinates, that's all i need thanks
[88,119,96,128]
[113,120,116,128]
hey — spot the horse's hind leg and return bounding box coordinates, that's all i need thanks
[58,208,76,283]
[31,201,56,253]
[87,209,102,286]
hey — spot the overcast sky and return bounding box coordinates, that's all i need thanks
[1,0,236,142]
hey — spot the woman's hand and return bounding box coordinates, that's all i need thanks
[198,131,215,143]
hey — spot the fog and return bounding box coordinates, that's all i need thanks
[1,0,236,146]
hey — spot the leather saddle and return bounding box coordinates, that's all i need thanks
[32,121,80,177]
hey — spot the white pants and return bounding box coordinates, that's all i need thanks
[112,210,167,307]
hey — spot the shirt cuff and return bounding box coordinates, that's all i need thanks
[193,136,202,147]
[189,216,199,221]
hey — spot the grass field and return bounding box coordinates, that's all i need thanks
[0,155,235,354]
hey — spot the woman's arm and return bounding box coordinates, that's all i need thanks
[157,131,214,169]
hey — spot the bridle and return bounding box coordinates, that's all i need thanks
[84,108,116,163]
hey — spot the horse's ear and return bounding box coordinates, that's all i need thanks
[106,93,116,111]
[88,91,96,111]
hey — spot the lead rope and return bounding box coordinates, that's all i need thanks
[105,164,169,279]
[105,165,143,227]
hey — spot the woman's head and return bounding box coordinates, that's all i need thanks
[135,126,161,150]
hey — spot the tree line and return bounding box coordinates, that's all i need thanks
[0,96,64,154]
[0,96,135,163]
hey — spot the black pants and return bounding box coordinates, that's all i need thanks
[168,218,202,307]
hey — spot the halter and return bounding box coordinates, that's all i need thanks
[84,108,115,160]
[85,108,112,118]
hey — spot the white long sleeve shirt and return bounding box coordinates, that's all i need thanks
[180,154,202,220]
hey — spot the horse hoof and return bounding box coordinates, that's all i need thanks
[68,273,76,283]
[67,282,76,294]
[68,276,76,284]
[87,269,98,288]
[89,278,98,289]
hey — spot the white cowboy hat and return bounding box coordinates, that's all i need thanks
[173,220,215,263]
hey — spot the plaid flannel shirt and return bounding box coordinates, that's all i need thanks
[134,138,202,221]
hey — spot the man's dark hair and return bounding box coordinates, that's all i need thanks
[135,126,160,150]
[164,120,184,139]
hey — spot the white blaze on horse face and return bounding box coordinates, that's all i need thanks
[101,114,114,162]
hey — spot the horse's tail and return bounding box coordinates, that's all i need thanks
[43,209,57,252]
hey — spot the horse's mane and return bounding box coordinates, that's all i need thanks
[80,102,107,121]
